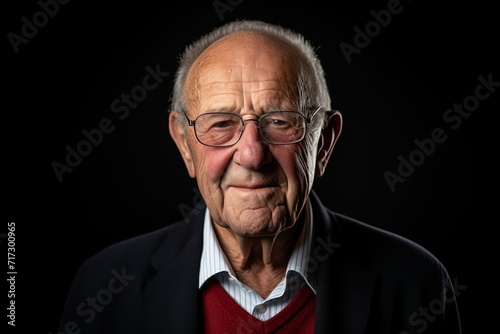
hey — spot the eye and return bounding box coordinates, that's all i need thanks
[211,120,233,128]
[202,114,241,130]
[268,118,290,127]
[262,112,302,129]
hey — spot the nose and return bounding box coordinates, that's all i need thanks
[233,120,272,170]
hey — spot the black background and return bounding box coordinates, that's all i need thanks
[4,0,498,332]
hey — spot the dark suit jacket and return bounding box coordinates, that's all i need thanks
[58,190,462,333]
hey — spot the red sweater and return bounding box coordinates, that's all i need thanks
[201,277,316,333]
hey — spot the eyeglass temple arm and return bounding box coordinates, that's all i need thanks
[182,111,196,126]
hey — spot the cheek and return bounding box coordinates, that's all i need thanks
[288,141,317,189]
[271,146,313,219]
[271,146,312,188]
[195,148,234,184]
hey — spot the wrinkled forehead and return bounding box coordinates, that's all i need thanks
[184,31,306,108]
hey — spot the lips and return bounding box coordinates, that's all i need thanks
[229,183,277,190]
[222,168,282,191]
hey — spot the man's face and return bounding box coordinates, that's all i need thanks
[173,32,324,238]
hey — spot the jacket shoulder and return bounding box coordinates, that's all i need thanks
[84,218,201,273]
[57,218,204,332]
[331,211,449,280]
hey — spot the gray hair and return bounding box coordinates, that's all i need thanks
[169,19,332,128]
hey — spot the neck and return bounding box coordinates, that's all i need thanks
[212,212,307,299]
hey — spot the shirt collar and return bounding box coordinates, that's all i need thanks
[198,208,235,288]
[199,200,316,293]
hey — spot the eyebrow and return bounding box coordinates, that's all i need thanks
[201,102,298,114]
[201,106,239,114]
[263,98,296,110]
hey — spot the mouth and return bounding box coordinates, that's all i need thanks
[229,184,278,190]
[223,170,282,192]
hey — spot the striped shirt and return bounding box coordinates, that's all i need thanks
[199,202,316,321]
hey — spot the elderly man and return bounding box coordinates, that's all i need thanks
[58,20,462,333]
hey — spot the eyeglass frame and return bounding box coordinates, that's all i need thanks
[182,106,325,147]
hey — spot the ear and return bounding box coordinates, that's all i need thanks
[315,110,343,177]
[169,111,196,178]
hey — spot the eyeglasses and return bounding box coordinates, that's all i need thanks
[183,106,323,147]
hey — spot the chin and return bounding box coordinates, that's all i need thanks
[232,221,287,238]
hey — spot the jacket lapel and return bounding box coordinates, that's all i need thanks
[143,204,206,334]
[310,191,376,334]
